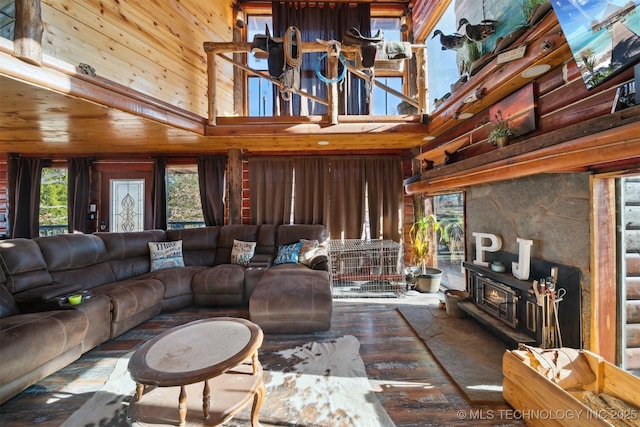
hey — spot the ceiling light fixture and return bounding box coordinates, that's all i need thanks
[317,140,330,146]
[521,64,551,78]
[423,136,436,141]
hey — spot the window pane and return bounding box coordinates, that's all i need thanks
[110,179,145,232]
[39,168,68,236]
[434,193,465,290]
[372,77,403,115]
[167,166,205,229]
[247,15,272,71]
[248,76,274,116]
[371,17,401,42]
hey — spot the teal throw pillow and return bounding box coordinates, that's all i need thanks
[274,241,303,265]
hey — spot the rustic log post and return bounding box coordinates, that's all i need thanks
[227,149,243,224]
[14,0,44,66]
[328,54,338,125]
[206,49,217,126]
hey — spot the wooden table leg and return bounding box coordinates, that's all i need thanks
[251,351,259,374]
[203,380,210,418]
[250,380,265,427]
[136,383,144,401]
[178,385,187,426]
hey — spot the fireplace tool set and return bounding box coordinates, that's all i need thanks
[532,266,566,348]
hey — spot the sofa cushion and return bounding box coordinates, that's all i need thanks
[166,227,220,266]
[0,310,88,384]
[274,241,302,265]
[275,224,326,246]
[231,240,256,267]
[0,285,18,319]
[192,264,245,306]
[35,233,107,271]
[148,241,185,271]
[91,278,164,324]
[0,239,53,293]
[216,225,259,264]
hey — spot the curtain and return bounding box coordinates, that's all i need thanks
[249,157,293,225]
[293,157,330,224]
[327,157,366,239]
[197,155,226,226]
[272,2,371,115]
[8,156,42,238]
[364,156,403,242]
[151,157,167,230]
[67,157,91,234]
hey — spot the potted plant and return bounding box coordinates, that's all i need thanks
[487,110,516,147]
[409,214,442,293]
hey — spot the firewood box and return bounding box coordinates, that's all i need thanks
[503,346,640,426]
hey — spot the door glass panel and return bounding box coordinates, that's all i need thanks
[110,179,144,232]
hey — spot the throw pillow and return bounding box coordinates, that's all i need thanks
[148,240,185,272]
[274,241,303,265]
[298,239,319,265]
[231,239,256,266]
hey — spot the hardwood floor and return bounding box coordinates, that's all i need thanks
[0,295,523,426]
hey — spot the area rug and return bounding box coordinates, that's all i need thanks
[397,305,507,404]
[60,335,395,427]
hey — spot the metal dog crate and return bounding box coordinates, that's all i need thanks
[329,239,406,298]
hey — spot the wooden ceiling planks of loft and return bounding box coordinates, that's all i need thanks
[0,0,425,157]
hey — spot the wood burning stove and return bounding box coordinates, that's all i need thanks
[462,258,582,348]
[474,275,519,329]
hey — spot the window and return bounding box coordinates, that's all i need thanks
[244,13,406,117]
[39,167,68,236]
[167,166,204,229]
[434,193,465,290]
[247,15,274,117]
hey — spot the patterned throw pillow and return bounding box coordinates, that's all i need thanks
[298,239,319,265]
[274,241,303,265]
[148,240,185,272]
[231,239,256,266]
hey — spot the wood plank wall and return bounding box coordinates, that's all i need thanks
[40,0,234,117]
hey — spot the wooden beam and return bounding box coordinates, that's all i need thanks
[405,119,640,195]
[227,149,242,225]
[207,49,216,126]
[590,176,618,362]
[14,0,43,66]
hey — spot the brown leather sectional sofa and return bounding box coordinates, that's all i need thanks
[0,224,332,404]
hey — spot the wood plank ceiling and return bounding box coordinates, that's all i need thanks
[1,0,426,157]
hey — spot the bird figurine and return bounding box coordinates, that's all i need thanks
[432,29,466,51]
[457,18,497,42]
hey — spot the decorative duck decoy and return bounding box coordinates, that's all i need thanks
[457,18,497,42]
[432,29,466,51]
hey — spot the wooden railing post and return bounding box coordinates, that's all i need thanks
[14,0,44,66]
[206,49,217,126]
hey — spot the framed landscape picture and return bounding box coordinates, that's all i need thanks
[551,0,640,89]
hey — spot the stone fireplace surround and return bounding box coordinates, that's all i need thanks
[465,172,590,347]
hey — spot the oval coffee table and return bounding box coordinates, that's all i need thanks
[127,317,264,426]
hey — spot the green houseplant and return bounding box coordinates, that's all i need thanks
[409,214,442,293]
[488,110,516,147]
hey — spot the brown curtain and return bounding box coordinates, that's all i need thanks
[364,156,403,242]
[327,157,366,239]
[272,2,371,115]
[293,157,330,224]
[197,155,226,226]
[67,157,91,234]
[8,155,42,238]
[249,157,293,225]
[151,157,167,230]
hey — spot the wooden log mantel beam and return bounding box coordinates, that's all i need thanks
[405,106,640,195]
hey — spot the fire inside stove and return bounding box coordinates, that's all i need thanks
[476,276,518,329]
